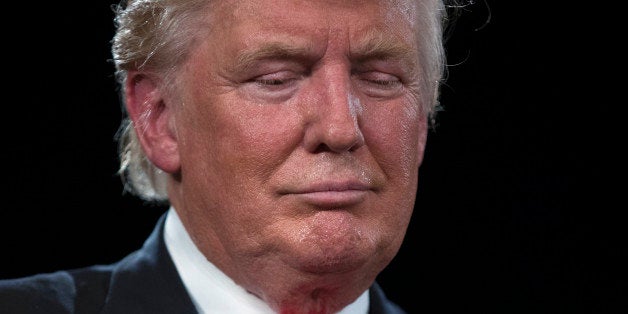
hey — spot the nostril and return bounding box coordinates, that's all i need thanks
[302,107,366,153]
[311,140,361,154]
[304,124,364,154]
[301,82,366,153]
[312,143,332,154]
[324,125,365,153]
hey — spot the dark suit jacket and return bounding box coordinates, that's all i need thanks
[0,214,406,314]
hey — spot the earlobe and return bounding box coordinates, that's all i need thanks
[125,71,181,174]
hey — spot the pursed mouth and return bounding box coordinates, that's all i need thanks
[279,181,374,208]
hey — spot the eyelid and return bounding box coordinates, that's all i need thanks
[353,70,404,98]
[357,71,401,85]
[240,70,303,103]
[250,71,303,89]
[237,58,308,79]
[352,58,408,78]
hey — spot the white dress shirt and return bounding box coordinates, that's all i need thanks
[164,207,369,314]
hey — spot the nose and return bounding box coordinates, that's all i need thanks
[302,68,365,153]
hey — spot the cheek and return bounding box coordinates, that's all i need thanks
[180,95,302,188]
[363,104,424,181]
[174,95,304,242]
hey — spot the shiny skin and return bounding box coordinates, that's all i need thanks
[128,0,429,312]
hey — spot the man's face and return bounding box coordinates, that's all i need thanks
[169,0,427,284]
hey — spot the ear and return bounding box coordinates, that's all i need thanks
[124,71,180,174]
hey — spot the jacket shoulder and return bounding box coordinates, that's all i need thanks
[369,282,407,314]
[0,265,114,314]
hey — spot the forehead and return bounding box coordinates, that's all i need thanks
[206,0,421,55]
[209,0,419,32]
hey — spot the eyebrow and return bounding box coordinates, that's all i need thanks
[350,30,417,64]
[229,32,417,73]
[234,42,315,72]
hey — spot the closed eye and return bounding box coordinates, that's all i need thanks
[354,71,403,98]
[242,71,303,102]
[363,78,401,88]
[255,77,295,86]
[250,71,301,90]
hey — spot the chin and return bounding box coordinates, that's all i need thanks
[286,226,384,275]
[295,247,373,275]
[277,207,399,275]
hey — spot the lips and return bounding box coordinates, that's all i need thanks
[279,181,373,208]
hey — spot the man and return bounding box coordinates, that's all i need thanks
[0,0,447,313]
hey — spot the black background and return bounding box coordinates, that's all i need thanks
[2,1,624,313]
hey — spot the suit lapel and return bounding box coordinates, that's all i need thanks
[100,213,198,314]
